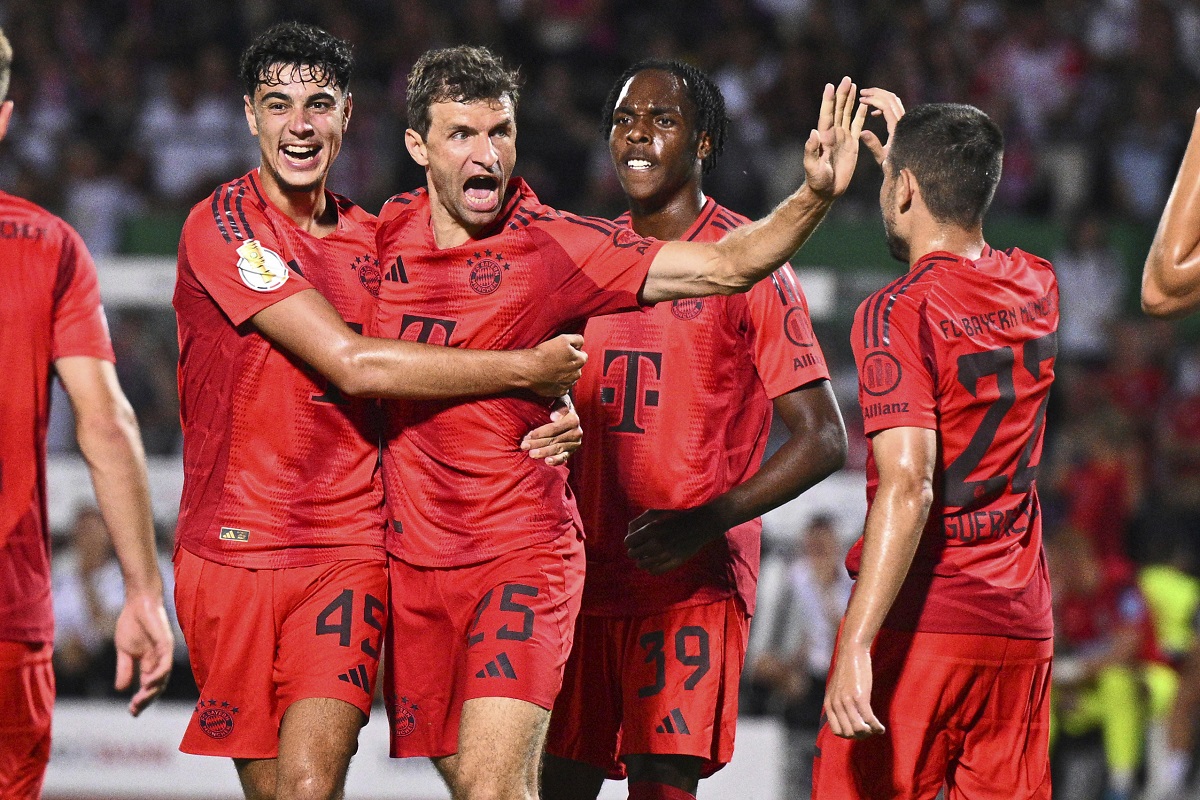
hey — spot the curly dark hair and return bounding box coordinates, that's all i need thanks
[889,103,1004,228]
[406,46,521,138]
[601,59,729,175]
[238,21,353,98]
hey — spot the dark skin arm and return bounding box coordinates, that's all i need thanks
[625,380,847,573]
[252,288,585,400]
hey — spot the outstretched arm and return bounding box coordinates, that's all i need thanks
[641,78,867,303]
[626,380,847,573]
[823,425,935,740]
[56,356,173,716]
[1143,111,1200,318]
[251,289,585,399]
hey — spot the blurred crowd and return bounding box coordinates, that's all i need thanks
[18,0,1200,798]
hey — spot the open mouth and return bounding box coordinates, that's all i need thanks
[281,144,321,166]
[463,174,500,211]
[625,158,654,171]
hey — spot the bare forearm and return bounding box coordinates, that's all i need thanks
[644,184,833,303]
[76,405,162,598]
[840,478,931,648]
[707,398,847,530]
[337,340,537,399]
[1143,111,1200,318]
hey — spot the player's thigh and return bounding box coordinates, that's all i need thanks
[949,636,1053,800]
[460,534,585,712]
[273,697,366,800]
[545,614,626,779]
[0,642,54,800]
[619,599,749,778]
[385,555,467,759]
[175,550,281,758]
[276,558,387,721]
[455,696,551,790]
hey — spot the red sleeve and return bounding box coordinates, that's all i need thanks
[532,213,664,317]
[734,264,830,399]
[178,197,312,327]
[51,220,115,363]
[851,290,937,434]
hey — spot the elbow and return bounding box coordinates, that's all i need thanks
[1141,285,1190,319]
[75,400,140,460]
[816,422,849,478]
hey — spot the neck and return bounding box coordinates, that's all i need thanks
[908,222,986,268]
[259,169,336,237]
[627,183,706,241]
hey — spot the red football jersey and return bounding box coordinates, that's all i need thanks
[847,246,1058,639]
[374,179,663,567]
[572,200,830,617]
[174,170,386,569]
[0,193,114,643]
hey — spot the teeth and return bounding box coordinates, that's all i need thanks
[283,146,317,158]
[627,159,652,170]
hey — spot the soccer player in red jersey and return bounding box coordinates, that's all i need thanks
[0,26,174,798]
[813,99,1059,799]
[377,45,865,800]
[1143,107,1200,317]
[540,61,848,800]
[173,24,586,800]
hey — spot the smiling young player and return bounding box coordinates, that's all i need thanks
[376,45,864,800]
[540,61,848,800]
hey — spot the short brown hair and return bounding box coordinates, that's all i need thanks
[406,45,520,138]
[0,27,12,103]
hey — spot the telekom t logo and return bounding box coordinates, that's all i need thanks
[599,350,662,433]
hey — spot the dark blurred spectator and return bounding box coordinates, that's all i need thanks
[1107,78,1184,223]
[135,58,252,207]
[62,141,145,256]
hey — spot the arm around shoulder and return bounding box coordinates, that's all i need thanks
[250,289,585,400]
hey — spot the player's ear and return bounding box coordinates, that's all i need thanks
[896,168,916,213]
[0,100,13,143]
[342,92,353,132]
[696,131,712,165]
[405,128,429,167]
[244,95,259,136]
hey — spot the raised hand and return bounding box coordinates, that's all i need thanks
[804,76,868,200]
[114,592,174,716]
[859,88,906,166]
[526,333,587,397]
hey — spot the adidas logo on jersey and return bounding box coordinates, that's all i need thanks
[383,257,408,283]
[655,708,691,735]
[475,652,517,679]
[337,664,373,694]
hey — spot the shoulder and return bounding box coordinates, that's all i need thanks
[379,187,428,225]
[0,191,79,250]
[183,173,268,245]
[704,202,751,234]
[853,257,955,347]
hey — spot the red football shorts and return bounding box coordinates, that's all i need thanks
[0,641,53,799]
[384,531,584,758]
[545,597,750,779]
[813,629,1053,800]
[174,550,387,758]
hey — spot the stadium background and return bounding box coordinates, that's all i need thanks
[7,0,1200,797]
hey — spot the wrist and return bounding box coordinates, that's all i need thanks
[512,349,536,391]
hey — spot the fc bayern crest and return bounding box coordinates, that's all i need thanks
[393,696,420,737]
[352,253,382,297]
[195,698,239,739]
[671,298,704,320]
[467,250,508,295]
